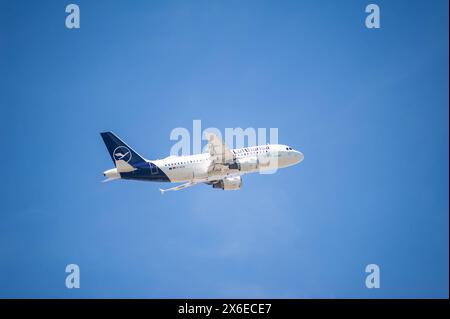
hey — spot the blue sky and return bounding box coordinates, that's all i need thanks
[0,0,448,298]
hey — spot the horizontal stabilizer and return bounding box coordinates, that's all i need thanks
[102,176,120,183]
[115,160,135,173]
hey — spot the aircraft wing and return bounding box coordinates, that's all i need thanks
[160,182,199,194]
[159,174,235,194]
[159,178,218,195]
[204,132,235,164]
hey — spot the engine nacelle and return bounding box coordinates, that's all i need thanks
[212,176,242,190]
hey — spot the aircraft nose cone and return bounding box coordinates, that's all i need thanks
[295,151,304,163]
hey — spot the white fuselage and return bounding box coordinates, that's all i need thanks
[153,144,304,183]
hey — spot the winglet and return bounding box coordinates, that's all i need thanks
[159,189,166,195]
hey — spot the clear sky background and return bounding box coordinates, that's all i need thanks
[0,0,448,298]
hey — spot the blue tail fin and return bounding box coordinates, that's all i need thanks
[100,132,147,167]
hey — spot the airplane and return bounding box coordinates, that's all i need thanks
[100,131,304,194]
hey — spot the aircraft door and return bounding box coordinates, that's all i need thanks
[150,163,158,174]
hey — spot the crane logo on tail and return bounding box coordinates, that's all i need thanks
[113,146,132,163]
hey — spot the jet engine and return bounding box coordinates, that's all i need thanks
[212,176,242,190]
